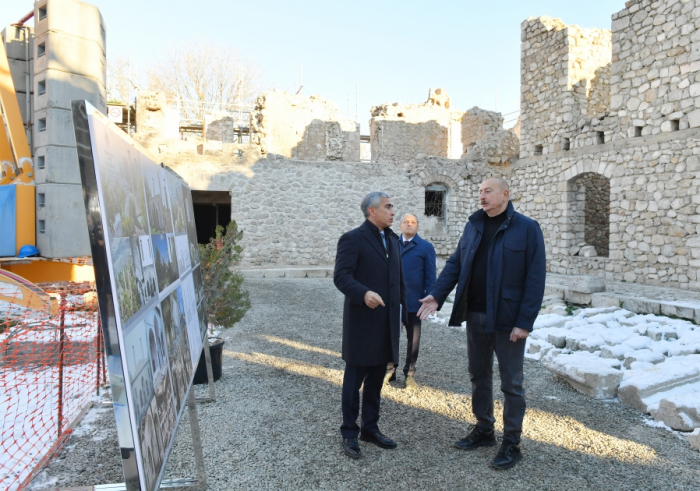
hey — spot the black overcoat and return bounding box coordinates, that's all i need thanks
[334,220,408,366]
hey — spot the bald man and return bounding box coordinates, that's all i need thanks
[417,177,546,470]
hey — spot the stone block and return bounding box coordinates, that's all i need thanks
[618,360,700,413]
[34,146,80,185]
[2,25,34,61]
[35,183,90,257]
[688,109,700,128]
[34,69,106,112]
[262,269,286,278]
[8,57,34,93]
[601,344,630,360]
[545,351,624,399]
[34,0,106,53]
[591,293,621,308]
[654,393,700,431]
[284,269,307,278]
[305,269,329,278]
[564,291,592,305]
[240,270,265,278]
[622,349,665,368]
[547,328,571,348]
[33,107,76,150]
[34,30,105,82]
[566,275,606,293]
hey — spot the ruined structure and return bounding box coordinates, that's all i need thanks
[512,0,700,291]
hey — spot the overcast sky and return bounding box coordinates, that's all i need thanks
[2,0,623,131]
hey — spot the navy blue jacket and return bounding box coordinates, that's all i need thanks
[400,234,437,313]
[429,202,546,331]
[334,220,408,366]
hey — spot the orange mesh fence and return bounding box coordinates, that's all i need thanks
[1,281,107,491]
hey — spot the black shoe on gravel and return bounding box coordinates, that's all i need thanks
[342,437,361,459]
[454,426,497,451]
[490,441,522,470]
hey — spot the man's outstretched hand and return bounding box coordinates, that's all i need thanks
[417,295,438,320]
[510,327,529,342]
[364,291,385,309]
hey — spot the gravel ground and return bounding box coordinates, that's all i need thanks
[29,278,700,490]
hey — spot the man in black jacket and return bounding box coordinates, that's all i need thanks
[417,177,546,470]
[334,191,408,459]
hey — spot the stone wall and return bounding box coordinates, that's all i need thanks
[511,128,700,290]
[250,90,360,161]
[462,107,504,155]
[610,0,700,138]
[370,88,464,163]
[520,17,612,157]
[167,154,502,266]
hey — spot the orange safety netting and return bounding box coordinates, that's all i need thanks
[0,281,107,491]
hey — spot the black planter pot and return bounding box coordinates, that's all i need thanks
[193,337,225,385]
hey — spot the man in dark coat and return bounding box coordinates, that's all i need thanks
[385,213,436,389]
[417,177,546,470]
[334,191,408,459]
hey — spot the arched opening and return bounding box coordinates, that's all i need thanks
[425,183,448,234]
[566,172,610,257]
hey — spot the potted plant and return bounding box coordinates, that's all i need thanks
[193,220,251,384]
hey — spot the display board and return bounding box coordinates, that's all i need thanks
[72,101,207,491]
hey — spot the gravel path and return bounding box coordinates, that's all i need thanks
[30,278,700,490]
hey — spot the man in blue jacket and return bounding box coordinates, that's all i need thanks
[384,213,436,389]
[417,177,546,470]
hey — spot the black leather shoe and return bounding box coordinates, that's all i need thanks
[491,441,522,470]
[454,426,497,451]
[342,437,361,459]
[360,429,397,449]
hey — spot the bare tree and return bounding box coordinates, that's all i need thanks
[147,42,264,125]
[107,56,138,104]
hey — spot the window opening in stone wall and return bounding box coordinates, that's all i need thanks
[37,193,45,208]
[634,126,643,137]
[671,120,680,132]
[38,220,45,234]
[37,155,45,169]
[38,118,46,132]
[425,184,447,221]
[563,138,570,151]
[568,173,610,258]
[596,131,605,144]
[38,80,46,95]
[38,7,47,20]
[534,144,543,156]
[37,42,45,57]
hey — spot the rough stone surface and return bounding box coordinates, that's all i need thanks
[655,393,700,431]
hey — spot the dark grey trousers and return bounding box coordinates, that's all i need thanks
[466,311,527,445]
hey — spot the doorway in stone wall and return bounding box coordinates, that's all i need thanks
[191,191,232,245]
[567,173,610,257]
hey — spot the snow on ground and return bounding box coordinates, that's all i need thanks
[428,294,700,450]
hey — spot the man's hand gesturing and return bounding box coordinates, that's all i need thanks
[417,295,438,320]
[364,291,385,309]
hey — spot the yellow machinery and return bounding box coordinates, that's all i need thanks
[0,26,93,283]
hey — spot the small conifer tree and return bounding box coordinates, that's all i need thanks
[198,220,250,330]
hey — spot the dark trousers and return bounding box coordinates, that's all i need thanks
[466,311,526,445]
[386,312,422,377]
[340,363,386,438]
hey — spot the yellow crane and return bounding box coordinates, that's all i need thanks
[0,31,35,256]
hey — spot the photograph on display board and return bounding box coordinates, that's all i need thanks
[151,233,179,292]
[123,320,155,428]
[109,237,143,325]
[180,273,203,369]
[160,289,191,415]
[197,299,208,340]
[91,128,148,239]
[142,155,174,236]
[192,266,204,307]
[76,101,209,491]
[167,172,188,236]
[181,186,200,267]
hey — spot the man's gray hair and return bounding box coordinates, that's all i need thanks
[485,176,509,192]
[400,213,418,224]
[361,191,390,218]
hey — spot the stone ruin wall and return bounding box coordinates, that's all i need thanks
[369,88,463,163]
[520,17,612,157]
[610,0,700,138]
[461,107,504,154]
[249,90,360,161]
[168,154,502,266]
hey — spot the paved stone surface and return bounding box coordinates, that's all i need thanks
[29,278,700,490]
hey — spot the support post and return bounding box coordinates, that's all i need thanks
[57,293,67,438]
[96,316,102,395]
[203,340,216,401]
[186,389,207,491]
